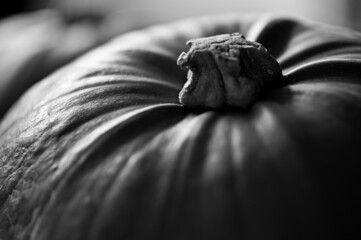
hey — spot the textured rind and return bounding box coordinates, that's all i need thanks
[1,14,361,240]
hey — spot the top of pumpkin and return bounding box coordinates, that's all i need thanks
[177,32,283,109]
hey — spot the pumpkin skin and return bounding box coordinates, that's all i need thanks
[1,13,361,240]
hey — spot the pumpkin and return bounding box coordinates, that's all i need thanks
[1,13,361,240]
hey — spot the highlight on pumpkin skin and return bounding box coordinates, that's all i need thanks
[177,33,283,109]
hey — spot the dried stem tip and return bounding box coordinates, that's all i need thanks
[177,33,283,109]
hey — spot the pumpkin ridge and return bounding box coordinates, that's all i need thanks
[26,104,185,239]
[279,40,361,69]
[284,58,361,83]
[154,113,219,239]
[84,112,217,239]
[247,17,306,57]
[50,77,180,107]
[52,104,183,181]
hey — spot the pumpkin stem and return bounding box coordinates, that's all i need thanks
[177,33,283,109]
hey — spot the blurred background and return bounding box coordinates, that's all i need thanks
[1,0,361,31]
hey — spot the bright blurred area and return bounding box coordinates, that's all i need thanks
[1,0,361,32]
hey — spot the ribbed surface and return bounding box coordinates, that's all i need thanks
[1,14,361,240]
